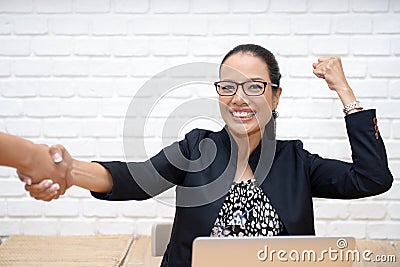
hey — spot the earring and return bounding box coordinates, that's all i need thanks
[272,110,279,119]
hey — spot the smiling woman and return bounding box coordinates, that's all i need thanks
[217,48,282,150]
[18,44,393,267]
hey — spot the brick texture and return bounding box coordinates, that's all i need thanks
[0,0,399,238]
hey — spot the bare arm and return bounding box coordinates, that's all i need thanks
[71,159,113,193]
[0,132,47,170]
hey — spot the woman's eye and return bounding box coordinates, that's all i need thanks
[222,85,235,90]
[248,84,262,90]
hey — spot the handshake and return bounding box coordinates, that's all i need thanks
[20,144,74,201]
[1,133,74,201]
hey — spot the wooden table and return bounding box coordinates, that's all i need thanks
[122,236,162,267]
[0,235,398,266]
[0,235,136,267]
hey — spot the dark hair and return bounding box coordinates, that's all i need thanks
[220,44,281,90]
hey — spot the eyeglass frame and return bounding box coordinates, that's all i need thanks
[214,80,279,96]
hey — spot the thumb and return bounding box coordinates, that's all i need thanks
[50,145,64,163]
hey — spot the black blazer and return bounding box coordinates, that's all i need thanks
[92,109,393,267]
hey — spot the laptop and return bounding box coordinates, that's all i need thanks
[192,236,356,267]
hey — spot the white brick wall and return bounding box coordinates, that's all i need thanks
[0,0,399,239]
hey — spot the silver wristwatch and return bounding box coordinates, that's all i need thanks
[343,100,363,115]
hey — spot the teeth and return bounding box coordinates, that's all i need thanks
[232,111,256,118]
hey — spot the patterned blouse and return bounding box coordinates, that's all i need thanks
[210,178,283,237]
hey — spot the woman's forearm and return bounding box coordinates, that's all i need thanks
[71,159,113,193]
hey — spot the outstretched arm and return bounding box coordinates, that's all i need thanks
[24,131,194,202]
[24,144,113,201]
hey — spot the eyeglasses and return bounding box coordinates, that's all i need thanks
[214,80,278,96]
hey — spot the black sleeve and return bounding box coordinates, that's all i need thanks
[91,130,198,201]
[305,109,393,199]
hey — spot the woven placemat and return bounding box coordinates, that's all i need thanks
[0,235,134,267]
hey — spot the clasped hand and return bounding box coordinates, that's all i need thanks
[18,144,73,201]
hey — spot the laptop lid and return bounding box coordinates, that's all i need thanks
[192,236,356,267]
